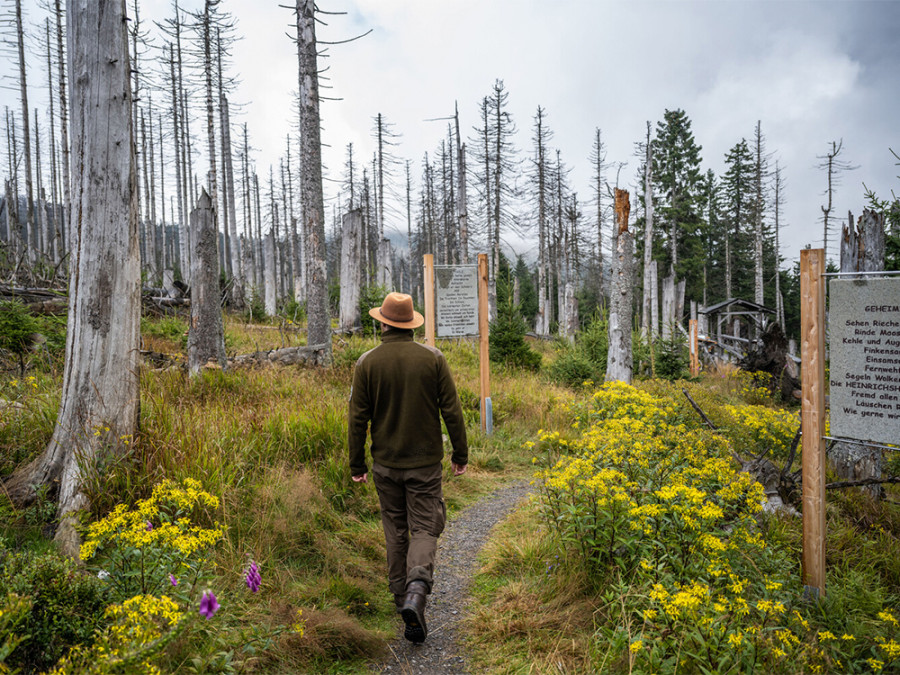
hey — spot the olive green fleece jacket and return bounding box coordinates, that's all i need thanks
[348,329,468,476]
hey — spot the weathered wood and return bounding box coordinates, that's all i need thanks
[641,122,655,338]
[232,343,330,368]
[478,253,490,433]
[6,0,140,557]
[187,190,227,376]
[662,271,675,340]
[606,189,633,384]
[800,248,827,597]
[424,253,435,347]
[338,209,362,332]
[832,208,886,497]
[296,0,331,364]
[264,227,276,316]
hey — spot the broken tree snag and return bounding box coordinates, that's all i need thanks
[739,322,801,401]
[187,190,227,376]
[606,189,633,384]
[832,208,886,498]
[338,208,363,333]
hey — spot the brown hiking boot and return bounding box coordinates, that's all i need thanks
[393,594,404,612]
[400,580,428,643]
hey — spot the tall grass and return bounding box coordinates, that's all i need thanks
[2,315,565,672]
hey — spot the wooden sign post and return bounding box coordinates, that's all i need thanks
[478,253,491,434]
[800,248,827,597]
[689,319,700,377]
[423,254,435,347]
[422,253,492,435]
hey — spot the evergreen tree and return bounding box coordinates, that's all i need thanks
[650,109,705,302]
[721,139,755,300]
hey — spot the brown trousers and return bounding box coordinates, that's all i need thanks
[372,462,446,596]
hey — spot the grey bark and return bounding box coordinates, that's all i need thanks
[831,208,886,497]
[455,103,469,264]
[6,0,141,557]
[296,0,331,362]
[54,0,71,255]
[606,189,633,384]
[642,122,655,338]
[339,208,363,332]
[187,189,227,375]
[221,95,244,307]
[662,271,675,341]
[15,0,36,258]
[264,225,276,316]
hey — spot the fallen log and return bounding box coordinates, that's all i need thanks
[231,343,330,368]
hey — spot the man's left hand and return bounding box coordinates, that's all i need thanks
[451,462,467,476]
[352,473,368,483]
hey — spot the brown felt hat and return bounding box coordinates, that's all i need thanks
[369,292,424,329]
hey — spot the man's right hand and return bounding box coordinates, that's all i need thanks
[352,473,368,483]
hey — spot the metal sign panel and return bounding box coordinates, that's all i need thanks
[828,278,900,444]
[435,265,478,337]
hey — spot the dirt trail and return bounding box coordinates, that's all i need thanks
[373,481,531,675]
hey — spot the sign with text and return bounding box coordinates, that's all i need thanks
[435,265,478,337]
[828,278,900,444]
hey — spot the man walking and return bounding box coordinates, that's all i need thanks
[348,292,468,643]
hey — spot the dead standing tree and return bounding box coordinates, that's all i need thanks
[606,189,633,383]
[6,0,140,556]
[831,209,887,497]
[187,189,227,374]
[296,0,331,364]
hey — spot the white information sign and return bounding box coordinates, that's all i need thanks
[435,265,478,337]
[828,278,900,444]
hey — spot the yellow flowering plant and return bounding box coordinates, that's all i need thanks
[80,478,223,602]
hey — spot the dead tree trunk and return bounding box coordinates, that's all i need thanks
[339,208,363,332]
[641,122,655,338]
[831,208,886,497]
[15,0,36,259]
[187,189,227,375]
[606,189,633,383]
[6,0,140,557]
[296,0,331,362]
[264,226,276,316]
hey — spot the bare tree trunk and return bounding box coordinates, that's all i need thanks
[264,225,276,315]
[662,271,675,341]
[221,95,244,307]
[54,0,71,256]
[606,189,633,384]
[831,208,886,497]
[774,162,784,328]
[15,0,36,259]
[339,208,362,331]
[642,122,654,338]
[296,0,331,360]
[188,189,227,374]
[650,260,659,338]
[6,0,140,557]
[45,19,62,264]
[455,103,468,264]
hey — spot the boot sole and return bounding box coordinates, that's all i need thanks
[400,607,427,643]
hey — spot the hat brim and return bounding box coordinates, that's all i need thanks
[369,307,425,329]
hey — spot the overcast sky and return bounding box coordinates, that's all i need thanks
[5,0,900,268]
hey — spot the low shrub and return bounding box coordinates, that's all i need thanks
[0,544,110,672]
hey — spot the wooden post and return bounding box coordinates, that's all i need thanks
[478,253,491,434]
[689,319,700,377]
[423,254,435,347]
[800,248,827,597]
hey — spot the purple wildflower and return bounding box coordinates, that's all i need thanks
[199,590,220,619]
[245,561,261,593]
[146,520,153,531]
[169,574,178,586]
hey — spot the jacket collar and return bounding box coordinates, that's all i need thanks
[381,328,415,344]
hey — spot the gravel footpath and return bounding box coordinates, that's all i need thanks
[373,480,532,675]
